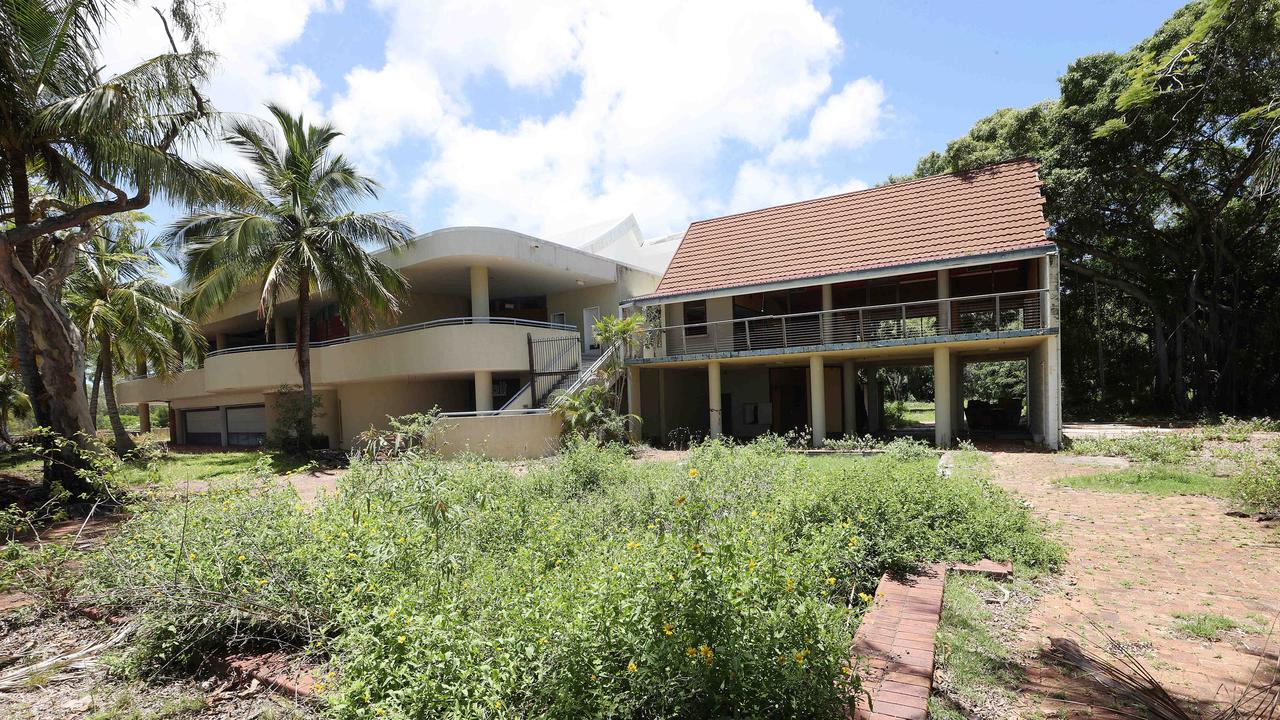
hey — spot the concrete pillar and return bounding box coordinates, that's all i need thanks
[937,269,951,334]
[274,314,289,344]
[1044,335,1062,449]
[474,370,493,412]
[626,366,642,442]
[864,380,882,433]
[820,284,834,343]
[933,346,954,448]
[219,405,229,447]
[841,359,857,437]
[809,355,826,447]
[215,333,228,351]
[708,361,722,439]
[470,265,490,318]
[172,405,184,445]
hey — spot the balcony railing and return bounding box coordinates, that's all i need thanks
[204,316,578,358]
[631,289,1049,359]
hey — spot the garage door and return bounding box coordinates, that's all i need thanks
[183,408,222,446]
[226,405,266,447]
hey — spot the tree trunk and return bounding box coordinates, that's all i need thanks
[98,333,136,455]
[0,242,99,498]
[294,275,314,452]
[89,361,103,431]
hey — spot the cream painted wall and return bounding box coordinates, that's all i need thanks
[337,379,471,449]
[432,413,562,460]
[547,283,618,338]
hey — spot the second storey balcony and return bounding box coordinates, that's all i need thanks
[629,287,1053,362]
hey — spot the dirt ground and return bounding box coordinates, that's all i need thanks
[985,446,1280,717]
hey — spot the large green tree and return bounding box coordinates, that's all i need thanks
[0,0,215,494]
[166,104,412,451]
[67,215,203,453]
[910,0,1280,416]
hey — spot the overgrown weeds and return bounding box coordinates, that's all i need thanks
[66,436,1060,719]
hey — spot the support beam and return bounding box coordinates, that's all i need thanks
[708,361,722,439]
[626,366,642,442]
[215,333,228,351]
[470,266,490,318]
[1044,336,1062,449]
[841,359,857,436]
[809,355,826,447]
[937,269,951,333]
[933,347,954,448]
[474,370,493,412]
[820,283,834,343]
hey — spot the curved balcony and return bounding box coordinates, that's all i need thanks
[116,317,579,404]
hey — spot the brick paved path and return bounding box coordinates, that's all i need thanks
[988,450,1280,718]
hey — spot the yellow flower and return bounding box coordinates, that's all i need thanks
[750,510,758,518]
[686,646,698,658]
[188,552,196,561]
[627,661,638,673]
[646,523,656,530]
[612,564,620,572]
[826,577,837,586]
[747,559,756,571]
[238,554,247,562]
[626,541,640,550]
[675,495,687,506]
[841,665,853,675]
[347,552,357,560]
[794,652,806,665]
[699,645,713,659]
[663,623,674,636]
[858,592,874,605]
[389,609,397,619]
[397,635,406,644]
[785,578,796,593]
[257,578,268,586]
[688,468,699,478]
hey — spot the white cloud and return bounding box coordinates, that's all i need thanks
[729,161,869,214]
[768,77,886,164]
[331,0,878,236]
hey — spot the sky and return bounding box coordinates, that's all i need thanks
[98,0,1187,247]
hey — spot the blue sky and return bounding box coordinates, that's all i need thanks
[101,0,1186,248]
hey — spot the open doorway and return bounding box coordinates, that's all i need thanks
[959,359,1030,439]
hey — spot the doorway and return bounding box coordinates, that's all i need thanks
[583,306,602,351]
[769,367,807,434]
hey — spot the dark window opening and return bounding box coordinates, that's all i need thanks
[683,300,708,336]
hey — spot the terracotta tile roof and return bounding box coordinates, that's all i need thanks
[650,158,1052,299]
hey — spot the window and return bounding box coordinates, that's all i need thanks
[551,312,566,325]
[683,300,708,336]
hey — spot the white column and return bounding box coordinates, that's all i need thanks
[474,370,493,412]
[708,361,722,439]
[933,346,953,448]
[1045,335,1062,449]
[809,355,826,447]
[841,359,857,436]
[626,366,642,442]
[937,269,951,334]
[470,265,490,318]
[821,283,834,344]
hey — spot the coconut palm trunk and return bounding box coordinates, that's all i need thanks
[295,274,315,450]
[89,362,103,431]
[97,333,136,455]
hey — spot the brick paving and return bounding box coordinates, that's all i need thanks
[988,449,1280,718]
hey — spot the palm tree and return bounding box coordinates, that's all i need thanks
[165,105,413,451]
[0,0,215,495]
[67,216,204,453]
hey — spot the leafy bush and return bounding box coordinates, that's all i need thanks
[1234,451,1280,512]
[1197,416,1280,442]
[81,437,1059,718]
[1065,431,1202,464]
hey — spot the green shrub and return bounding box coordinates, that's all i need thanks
[81,437,1059,719]
[1066,432,1202,464]
[1234,451,1280,512]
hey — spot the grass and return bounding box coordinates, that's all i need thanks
[1065,432,1203,464]
[110,450,311,488]
[885,399,935,428]
[1170,612,1255,642]
[0,451,41,477]
[1056,465,1232,498]
[67,436,1060,719]
[929,574,1034,719]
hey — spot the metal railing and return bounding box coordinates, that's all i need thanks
[631,289,1049,359]
[201,316,578,359]
[529,335,582,405]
